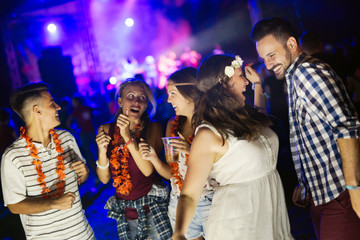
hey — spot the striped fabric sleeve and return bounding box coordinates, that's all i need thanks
[1,150,27,206]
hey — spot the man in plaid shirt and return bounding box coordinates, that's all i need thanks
[251,17,360,239]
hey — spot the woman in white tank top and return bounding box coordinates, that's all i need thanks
[173,55,293,240]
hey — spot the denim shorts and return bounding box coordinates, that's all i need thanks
[128,211,160,240]
[168,192,213,239]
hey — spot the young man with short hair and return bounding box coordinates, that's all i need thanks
[1,82,95,239]
[252,17,360,239]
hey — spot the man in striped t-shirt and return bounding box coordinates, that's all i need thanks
[1,82,94,239]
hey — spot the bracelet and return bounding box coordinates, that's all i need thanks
[252,82,261,91]
[96,160,109,169]
[346,185,360,190]
[124,138,134,146]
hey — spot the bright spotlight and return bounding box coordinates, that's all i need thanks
[47,23,57,33]
[125,18,134,27]
[109,76,117,85]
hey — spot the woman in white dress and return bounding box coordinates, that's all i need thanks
[173,55,293,240]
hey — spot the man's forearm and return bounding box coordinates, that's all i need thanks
[8,197,53,214]
[337,138,360,186]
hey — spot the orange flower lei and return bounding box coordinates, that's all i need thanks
[20,127,65,198]
[109,124,141,196]
[169,116,194,191]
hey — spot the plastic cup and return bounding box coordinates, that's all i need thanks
[162,137,180,163]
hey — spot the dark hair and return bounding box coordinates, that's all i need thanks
[0,107,11,124]
[116,78,156,118]
[168,67,204,132]
[72,93,85,105]
[300,30,322,53]
[194,55,270,143]
[251,17,298,45]
[196,55,234,92]
[168,67,203,104]
[10,82,49,120]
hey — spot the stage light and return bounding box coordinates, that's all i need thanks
[109,76,117,84]
[125,18,134,27]
[47,23,57,33]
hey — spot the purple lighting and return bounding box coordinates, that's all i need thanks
[125,18,134,27]
[47,23,57,33]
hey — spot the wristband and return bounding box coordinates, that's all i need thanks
[252,82,261,91]
[124,137,134,146]
[96,160,109,169]
[346,185,360,190]
[119,138,135,151]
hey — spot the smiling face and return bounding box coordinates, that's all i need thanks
[227,67,249,105]
[167,81,195,117]
[118,84,148,120]
[256,34,294,80]
[38,91,61,129]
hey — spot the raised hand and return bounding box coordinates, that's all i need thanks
[117,108,131,140]
[139,138,158,162]
[170,132,191,155]
[96,125,111,154]
[245,63,261,84]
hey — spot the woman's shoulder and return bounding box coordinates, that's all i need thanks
[195,122,221,137]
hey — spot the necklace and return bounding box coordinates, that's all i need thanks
[169,116,194,191]
[109,124,141,196]
[20,127,65,198]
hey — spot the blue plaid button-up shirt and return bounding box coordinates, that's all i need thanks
[286,52,360,206]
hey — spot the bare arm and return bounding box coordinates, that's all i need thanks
[139,140,172,179]
[173,128,225,239]
[245,65,267,113]
[95,124,112,184]
[337,138,360,218]
[139,120,175,179]
[8,192,76,215]
[123,121,162,177]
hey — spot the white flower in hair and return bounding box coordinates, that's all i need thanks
[224,55,244,78]
[224,66,235,78]
[235,55,243,67]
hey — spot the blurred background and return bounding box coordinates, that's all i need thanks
[0,0,360,239]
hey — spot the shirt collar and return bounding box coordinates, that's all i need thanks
[285,52,307,78]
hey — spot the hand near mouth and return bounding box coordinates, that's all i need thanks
[117,108,131,140]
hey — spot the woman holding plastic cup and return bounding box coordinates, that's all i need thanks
[140,67,213,240]
[172,55,293,240]
[95,79,172,240]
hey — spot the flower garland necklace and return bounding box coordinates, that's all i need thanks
[109,123,141,196]
[168,116,194,191]
[20,127,65,198]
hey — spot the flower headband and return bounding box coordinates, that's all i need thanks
[224,55,244,79]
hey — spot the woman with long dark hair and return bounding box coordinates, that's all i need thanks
[173,55,293,240]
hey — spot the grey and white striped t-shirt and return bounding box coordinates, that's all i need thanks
[1,129,94,240]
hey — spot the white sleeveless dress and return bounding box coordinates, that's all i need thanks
[196,124,293,240]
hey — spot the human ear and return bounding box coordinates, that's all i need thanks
[118,97,122,107]
[287,37,298,51]
[33,105,41,115]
